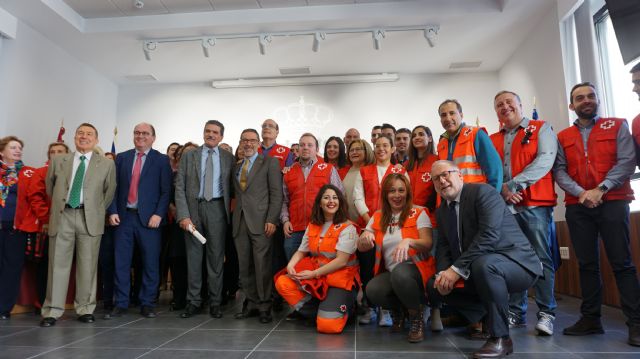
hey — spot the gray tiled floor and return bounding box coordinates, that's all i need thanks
[1,295,640,358]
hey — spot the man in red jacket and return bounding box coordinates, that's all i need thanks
[554,82,640,346]
[630,63,640,166]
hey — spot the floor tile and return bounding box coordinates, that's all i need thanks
[160,329,269,351]
[71,328,186,349]
[37,347,148,359]
[258,330,355,351]
[0,345,57,359]
[143,349,250,359]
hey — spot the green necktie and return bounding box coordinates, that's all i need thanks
[68,155,86,208]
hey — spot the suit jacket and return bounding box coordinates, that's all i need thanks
[46,151,116,237]
[175,145,234,226]
[232,155,283,237]
[435,183,542,277]
[107,148,172,225]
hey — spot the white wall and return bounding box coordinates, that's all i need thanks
[498,3,569,219]
[116,72,500,154]
[0,19,118,166]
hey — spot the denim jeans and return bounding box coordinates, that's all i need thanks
[508,206,556,319]
[284,230,305,261]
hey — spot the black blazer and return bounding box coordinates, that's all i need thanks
[435,183,543,277]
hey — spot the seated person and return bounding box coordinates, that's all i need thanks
[427,160,542,359]
[357,173,435,343]
[275,184,359,334]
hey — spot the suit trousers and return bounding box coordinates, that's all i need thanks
[42,208,102,318]
[427,253,537,337]
[98,225,116,308]
[185,199,227,307]
[113,211,162,308]
[0,225,27,314]
[234,213,273,311]
[566,200,640,324]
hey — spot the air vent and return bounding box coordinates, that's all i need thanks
[279,67,311,76]
[125,74,158,82]
[449,61,482,69]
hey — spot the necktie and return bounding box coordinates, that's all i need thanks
[127,152,144,205]
[447,201,461,259]
[204,149,214,201]
[68,155,86,208]
[239,159,250,191]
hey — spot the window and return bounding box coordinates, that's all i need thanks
[594,7,640,211]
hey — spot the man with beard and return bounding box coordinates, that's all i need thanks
[554,82,640,346]
[630,63,640,165]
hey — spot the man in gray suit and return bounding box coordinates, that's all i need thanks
[40,123,116,327]
[232,129,282,324]
[175,120,234,319]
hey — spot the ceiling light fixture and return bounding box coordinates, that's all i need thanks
[372,29,385,50]
[140,25,439,60]
[211,73,399,89]
[134,0,144,9]
[143,41,157,61]
[312,32,326,52]
[202,37,215,57]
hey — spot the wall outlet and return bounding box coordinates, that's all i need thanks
[559,246,570,260]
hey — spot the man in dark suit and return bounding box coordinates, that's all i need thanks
[233,129,282,323]
[175,120,234,319]
[427,160,542,359]
[105,123,172,319]
[41,123,116,327]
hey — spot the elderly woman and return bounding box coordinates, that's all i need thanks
[358,174,434,343]
[0,136,32,319]
[275,184,359,334]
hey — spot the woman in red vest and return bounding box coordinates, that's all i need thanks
[406,126,438,220]
[275,184,359,334]
[324,136,349,180]
[358,174,435,343]
[353,135,407,326]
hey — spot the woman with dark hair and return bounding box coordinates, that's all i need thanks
[358,173,434,343]
[0,136,32,319]
[275,184,359,334]
[406,126,438,223]
[324,136,349,179]
[352,135,407,326]
[166,142,180,172]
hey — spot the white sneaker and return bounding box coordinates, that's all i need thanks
[430,307,443,332]
[359,307,377,325]
[378,309,393,327]
[535,312,555,336]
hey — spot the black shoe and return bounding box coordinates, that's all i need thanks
[210,305,223,318]
[104,307,127,320]
[272,297,284,313]
[235,308,260,319]
[286,310,304,321]
[629,324,640,347]
[259,310,273,324]
[140,306,156,318]
[563,317,604,336]
[78,314,95,323]
[180,304,201,318]
[472,337,513,359]
[40,317,57,327]
[0,312,10,320]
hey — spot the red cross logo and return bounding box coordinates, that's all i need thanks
[421,172,431,183]
[391,167,402,174]
[276,147,285,154]
[408,208,417,218]
[317,163,328,170]
[525,125,537,133]
[463,128,473,137]
[600,120,615,130]
[23,169,34,177]
[334,224,342,230]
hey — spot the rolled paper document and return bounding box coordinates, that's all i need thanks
[188,224,207,244]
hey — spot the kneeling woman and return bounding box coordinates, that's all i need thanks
[275,184,359,334]
[358,173,434,342]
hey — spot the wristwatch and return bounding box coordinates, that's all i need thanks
[598,184,609,193]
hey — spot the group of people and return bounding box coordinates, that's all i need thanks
[1,69,640,359]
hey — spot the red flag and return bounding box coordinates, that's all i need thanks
[56,120,65,142]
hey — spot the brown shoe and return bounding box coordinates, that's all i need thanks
[629,324,640,347]
[472,337,513,359]
[407,306,425,343]
[468,322,490,340]
[390,309,406,333]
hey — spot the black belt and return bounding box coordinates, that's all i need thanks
[198,197,223,202]
[126,208,138,212]
[65,204,84,209]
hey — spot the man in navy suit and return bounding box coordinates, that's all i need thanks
[106,122,172,318]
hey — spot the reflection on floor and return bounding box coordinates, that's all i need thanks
[1,294,639,358]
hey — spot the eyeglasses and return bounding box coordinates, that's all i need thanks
[134,131,152,137]
[349,147,364,153]
[261,123,277,129]
[432,169,459,181]
[240,138,259,144]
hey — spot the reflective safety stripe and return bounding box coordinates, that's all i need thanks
[459,168,484,176]
[320,251,337,258]
[410,252,430,262]
[317,309,345,319]
[293,293,313,311]
[317,259,359,267]
[453,155,477,164]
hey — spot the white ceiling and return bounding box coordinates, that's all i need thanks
[0,0,557,85]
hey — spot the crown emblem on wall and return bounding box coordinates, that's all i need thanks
[273,96,333,129]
